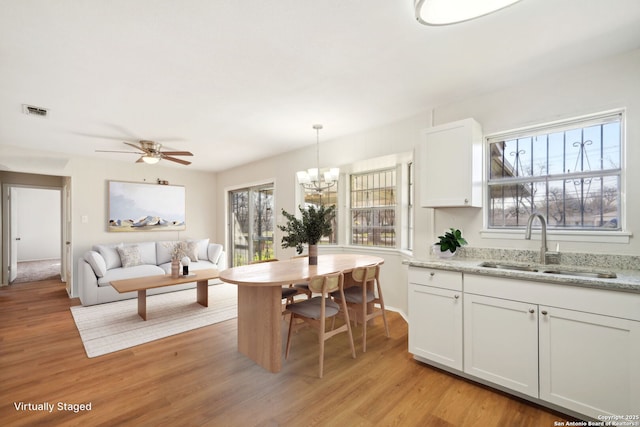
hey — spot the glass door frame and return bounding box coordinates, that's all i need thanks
[228,183,275,267]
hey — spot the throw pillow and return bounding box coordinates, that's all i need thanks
[84,250,107,277]
[117,245,142,268]
[95,244,123,269]
[188,238,210,261]
[185,241,199,262]
[208,244,223,264]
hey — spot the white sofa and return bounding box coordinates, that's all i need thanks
[78,239,227,306]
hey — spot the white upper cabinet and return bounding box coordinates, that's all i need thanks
[419,118,483,207]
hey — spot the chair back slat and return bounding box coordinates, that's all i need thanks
[307,271,342,294]
[352,264,378,283]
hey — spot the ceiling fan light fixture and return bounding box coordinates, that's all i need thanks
[142,154,161,164]
[415,0,522,26]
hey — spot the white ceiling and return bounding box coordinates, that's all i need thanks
[1,0,639,172]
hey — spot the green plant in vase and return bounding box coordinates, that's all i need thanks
[278,205,335,265]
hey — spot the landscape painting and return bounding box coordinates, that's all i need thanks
[108,181,186,232]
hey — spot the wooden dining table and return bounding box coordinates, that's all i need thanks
[219,253,384,373]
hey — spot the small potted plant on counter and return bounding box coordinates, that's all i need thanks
[278,205,335,265]
[433,228,467,258]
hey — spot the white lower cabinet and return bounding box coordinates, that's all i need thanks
[409,267,640,419]
[463,294,539,398]
[539,306,640,418]
[409,283,463,370]
[408,267,463,370]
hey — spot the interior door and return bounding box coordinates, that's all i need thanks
[9,187,18,283]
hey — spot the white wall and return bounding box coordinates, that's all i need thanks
[0,147,218,296]
[15,187,61,261]
[215,48,640,316]
[426,49,640,257]
[2,49,637,312]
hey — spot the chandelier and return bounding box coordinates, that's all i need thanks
[414,0,522,26]
[296,124,339,194]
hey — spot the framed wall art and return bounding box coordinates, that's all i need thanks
[107,180,186,232]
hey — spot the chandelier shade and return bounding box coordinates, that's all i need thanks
[414,0,522,26]
[297,125,339,193]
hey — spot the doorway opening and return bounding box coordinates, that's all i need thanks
[11,187,62,284]
[2,172,71,292]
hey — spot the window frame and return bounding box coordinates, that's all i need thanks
[348,167,399,248]
[481,109,629,244]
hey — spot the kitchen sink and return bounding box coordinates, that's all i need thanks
[478,261,617,279]
[478,261,540,272]
[541,269,617,279]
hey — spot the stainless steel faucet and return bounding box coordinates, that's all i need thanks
[525,213,548,264]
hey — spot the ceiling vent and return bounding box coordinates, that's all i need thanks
[22,104,49,118]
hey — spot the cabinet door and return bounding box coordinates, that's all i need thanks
[539,306,640,418]
[464,294,538,398]
[419,118,482,207]
[409,283,463,370]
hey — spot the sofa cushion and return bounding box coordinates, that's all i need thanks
[94,243,123,269]
[208,243,223,264]
[97,265,166,287]
[84,250,107,277]
[156,241,177,265]
[188,238,210,261]
[137,241,157,265]
[117,245,143,268]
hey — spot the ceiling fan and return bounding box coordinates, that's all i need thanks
[96,140,193,165]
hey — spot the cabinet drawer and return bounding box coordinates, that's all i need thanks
[408,267,462,291]
[464,273,640,321]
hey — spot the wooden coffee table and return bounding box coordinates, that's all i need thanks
[110,269,219,320]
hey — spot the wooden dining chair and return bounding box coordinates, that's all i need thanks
[332,263,389,352]
[290,255,312,299]
[285,271,356,378]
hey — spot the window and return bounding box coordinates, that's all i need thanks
[302,188,337,244]
[350,169,396,247]
[487,111,622,231]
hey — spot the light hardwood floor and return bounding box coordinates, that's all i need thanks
[0,279,571,426]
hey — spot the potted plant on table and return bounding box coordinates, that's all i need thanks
[167,241,188,278]
[278,205,335,265]
[433,228,467,258]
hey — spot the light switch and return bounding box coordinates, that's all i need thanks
[81,215,88,224]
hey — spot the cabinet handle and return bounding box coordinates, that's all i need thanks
[541,310,548,316]
[528,308,535,314]
[454,294,460,299]
[430,272,435,277]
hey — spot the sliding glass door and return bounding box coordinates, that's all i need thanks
[228,184,274,267]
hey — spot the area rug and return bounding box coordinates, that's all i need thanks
[70,283,237,358]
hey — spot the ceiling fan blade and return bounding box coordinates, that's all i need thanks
[124,141,146,152]
[162,155,191,165]
[95,149,143,154]
[136,156,145,163]
[161,151,193,156]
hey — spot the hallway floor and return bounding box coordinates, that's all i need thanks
[13,259,61,284]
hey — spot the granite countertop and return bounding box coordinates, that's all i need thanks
[406,249,640,294]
